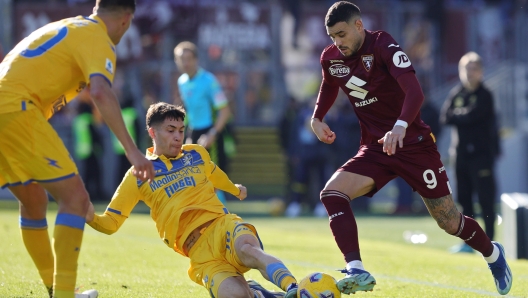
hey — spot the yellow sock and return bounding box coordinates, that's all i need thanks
[20,217,54,291]
[52,213,85,298]
[280,275,297,291]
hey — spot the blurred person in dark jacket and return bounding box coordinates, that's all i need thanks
[278,96,300,204]
[440,51,500,253]
[326,98,369,213]
[286,100,330,217]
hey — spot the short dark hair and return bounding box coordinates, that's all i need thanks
[325,1,361,27]
[174,41,198,59]
[96,0,136,13]
[146,102,186,129]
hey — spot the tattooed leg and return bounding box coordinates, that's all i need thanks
[423,194,494,256]
[422,194,461,234]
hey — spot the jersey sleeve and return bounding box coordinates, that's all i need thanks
[197,145,240,195]
[377,33,415,79]
[313,58,340,120]
[208,75,228,109]
[87,170,141,234]
[73,29,116,87]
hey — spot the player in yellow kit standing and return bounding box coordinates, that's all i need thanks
[86,102,299,298]
[0,1,154,297]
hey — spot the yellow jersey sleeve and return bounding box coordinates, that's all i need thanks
[73,17,116,86]
[0,15,116,118]
[197,146,240,196]
[88,169,141,234]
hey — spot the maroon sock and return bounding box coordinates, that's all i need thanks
[321,190,361,262]
[453,213,494,257]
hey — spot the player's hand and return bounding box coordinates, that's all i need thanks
[197,133,215,149]
[235,184,247,200]
[378,125,406,156]
[85,202,95,223]
[127,148,155,182]
[311,118,336,144]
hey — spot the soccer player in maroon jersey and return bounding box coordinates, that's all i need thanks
[311,1,512,295]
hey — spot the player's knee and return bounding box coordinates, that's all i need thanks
[238,243,260,261]
[320,190,349,206]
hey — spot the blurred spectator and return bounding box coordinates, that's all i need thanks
[72,100,104,201]
[402,9,434,92]
[174,41,233,204]
[111,96,141,188]
[440,51,500,253]
[278,96,300,204]
[286,100,330,217]
[326,98,369,212]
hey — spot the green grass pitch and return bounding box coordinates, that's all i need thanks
[0,202,527,297]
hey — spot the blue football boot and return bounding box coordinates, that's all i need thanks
[488,241,512,295]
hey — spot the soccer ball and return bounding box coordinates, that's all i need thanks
[297,272,341,298]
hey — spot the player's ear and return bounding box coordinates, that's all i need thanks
[355,19,363,31]
[148,127,156,139]
[120,12,132,28]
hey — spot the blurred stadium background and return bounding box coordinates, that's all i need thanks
[0,0,527,216]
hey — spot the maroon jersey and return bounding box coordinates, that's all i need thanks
[314,30,432,146]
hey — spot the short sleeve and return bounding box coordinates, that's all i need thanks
[73,30,116,87]
[106,170,142,218]
[377,33,415,79]
[208,75,228,109]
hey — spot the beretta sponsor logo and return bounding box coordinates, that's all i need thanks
[328,64,350,77]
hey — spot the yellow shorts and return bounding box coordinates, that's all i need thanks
[188,213,262,297]
[0,109,78,188]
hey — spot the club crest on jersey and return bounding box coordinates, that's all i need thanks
[182,153,193,166]
[328,64,350,77]
[361,55,374,72]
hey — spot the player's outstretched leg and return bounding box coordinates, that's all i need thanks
[337,265,376,294]
[247,280,285,298]
[486,242,512,295]
[235,233,297,298]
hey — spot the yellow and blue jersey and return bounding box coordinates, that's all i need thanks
[0,14,116,119]
[88,144,241,256]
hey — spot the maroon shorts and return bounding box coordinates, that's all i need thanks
[339,138,452,199]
